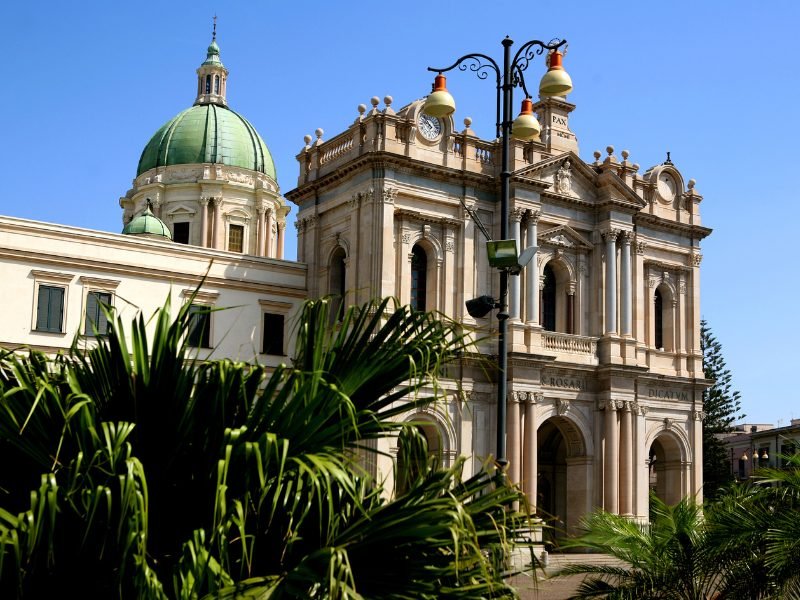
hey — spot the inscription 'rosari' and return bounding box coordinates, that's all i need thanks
[544,376,585,391]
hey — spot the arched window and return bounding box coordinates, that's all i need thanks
[542,264,556,332]
[410,245,427,312]
[214,75,220,94]
[205,74,211,94]
[654,288,664,349]
[329,247,346,321]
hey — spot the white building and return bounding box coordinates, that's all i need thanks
[0,32,712,533]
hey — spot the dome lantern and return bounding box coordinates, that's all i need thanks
[195,17,228,107]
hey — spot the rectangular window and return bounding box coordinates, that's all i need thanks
[262,313,285,355]
[35,285,65,332]
[84,291,111,336]
[228,224,244,253]
[174,222,190,244]
[187,304,211,348]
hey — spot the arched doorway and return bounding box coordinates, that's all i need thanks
[536,415,589,540]
[648,433,684,507]
[396,419,442,495]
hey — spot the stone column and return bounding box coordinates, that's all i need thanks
[508,392,522,488]
[265,208,274,258]
[619,401,633,515]
[509,208,524,321]
[603,230,618,335]
[213,197,224,250]
[200,197,209,248]
[620,231,632,337]
[277,221,285,259]
[255,205,265,256]
[526,210,540,325]
[692,409,705,503]
[523,392,541,510]
[604,400,620,514]
[567,283,575,335]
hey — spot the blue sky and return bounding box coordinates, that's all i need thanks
[2,1,797,425]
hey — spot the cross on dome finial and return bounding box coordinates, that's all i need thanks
[212,14,217,41]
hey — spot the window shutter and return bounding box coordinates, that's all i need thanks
[96,292,110,334]
[53,288,64,332]
[85,292,98,335]
[36,286,50,330]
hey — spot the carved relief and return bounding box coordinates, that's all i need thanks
[636,240,647,255]
[693,411,707,421]
[663,418,674,430]
[445,240,455,252]
[401,232,411,244]
[556,398,570,415]
[533,392,544,403]
[691,252,703,267]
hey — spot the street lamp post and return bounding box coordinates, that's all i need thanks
[424,36,572,473]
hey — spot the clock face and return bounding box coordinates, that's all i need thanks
[657,173,677,202]
[418,113,442,141]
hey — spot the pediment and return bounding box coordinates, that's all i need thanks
[166,203,197,216]
[514,152,599,201]
[538,225,593,250]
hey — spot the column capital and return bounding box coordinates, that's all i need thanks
[278,222,286,231]
[693,410,707,421]
[620,230,634,245]
[526,209,541,224]
[602,228,620,243]
[567,281,576,296]
[510,207,526,223]
[691,251,703,266]
[636,238,647,255]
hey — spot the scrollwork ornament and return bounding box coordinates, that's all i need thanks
[382,187,398,204]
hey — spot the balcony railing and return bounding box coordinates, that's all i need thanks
[542,331,597,355]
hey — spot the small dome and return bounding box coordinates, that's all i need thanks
[136,104,276,178]
[122,207,172,240]
[203,40,223,66]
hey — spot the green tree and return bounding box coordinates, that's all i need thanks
[701,319,744,500]
[558,495,723,599]
[706,453,800,599]
[0,296,528,598]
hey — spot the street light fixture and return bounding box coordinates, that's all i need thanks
[424,36,571,472]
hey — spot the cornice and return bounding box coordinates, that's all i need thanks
[0,246,308,299]
[635,213,713,239]
[0,217,306,278]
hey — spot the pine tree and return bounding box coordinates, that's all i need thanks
[701,319,744,500]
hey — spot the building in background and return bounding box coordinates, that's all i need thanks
[722,420,800,480]
[0,32,712,533]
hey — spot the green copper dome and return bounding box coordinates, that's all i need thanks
[137,104,276,178]
[122,207,173,240]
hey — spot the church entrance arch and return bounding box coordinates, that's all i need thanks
[648,432,684,507]
[536,414,590,540]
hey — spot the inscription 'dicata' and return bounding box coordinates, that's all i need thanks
[647,388,689,401]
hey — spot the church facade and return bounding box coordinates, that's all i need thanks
[0,33,711,532]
